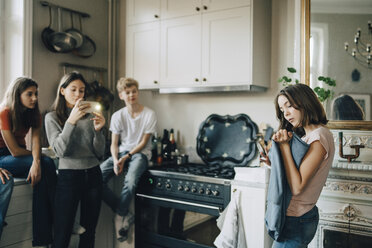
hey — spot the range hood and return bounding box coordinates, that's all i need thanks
[159,84,267,94]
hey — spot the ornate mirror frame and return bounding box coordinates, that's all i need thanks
[301,0,372,130]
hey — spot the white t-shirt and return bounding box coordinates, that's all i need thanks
[110,106,157,159]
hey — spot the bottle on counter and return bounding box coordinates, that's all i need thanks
[161,129,171,161]
[151,132,159,164]
[169,129,177,162]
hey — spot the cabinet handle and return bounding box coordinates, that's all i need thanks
[195,78,199,82]
[153,80,158,84]
[203,6,208,10]
[203,78,207,82]
[154,14,159,18]
[196,7,200,11]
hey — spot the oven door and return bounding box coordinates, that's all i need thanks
[135,193,222,248]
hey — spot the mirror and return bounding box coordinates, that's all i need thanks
[301,0,372,130]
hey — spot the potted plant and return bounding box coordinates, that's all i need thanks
[278,67,336,104]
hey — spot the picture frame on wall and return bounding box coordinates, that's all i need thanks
[349,93,371,120]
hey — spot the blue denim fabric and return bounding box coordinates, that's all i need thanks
[0,148,56,246]
[0,175,14,239]
[272,206,319,248]
[265,133,309,241]
[100,151,148,216]
[53,166,103,248]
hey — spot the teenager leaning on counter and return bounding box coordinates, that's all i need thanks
[0,77,56,247]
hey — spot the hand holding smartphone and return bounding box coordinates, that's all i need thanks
[80,101,102,113]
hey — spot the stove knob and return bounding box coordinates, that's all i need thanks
[184,186,190,192]
[165,183,171,189]
[206,189,211,195]
[191,187,197,193]
[212,190,219,196]
[157,182,162,188]
[199,188,205,194]
[178,185,183,191]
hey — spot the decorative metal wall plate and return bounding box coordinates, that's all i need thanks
[196,114,258,167]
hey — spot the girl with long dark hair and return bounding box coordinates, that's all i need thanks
[45,71,106,248]
[0,77,56,247]
[262,84,335,247]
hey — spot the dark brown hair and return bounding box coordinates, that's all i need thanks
[1,77,40,132]
[275,84,328,136]
[51,71,88,126]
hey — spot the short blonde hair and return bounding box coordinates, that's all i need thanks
[116,77,139,93]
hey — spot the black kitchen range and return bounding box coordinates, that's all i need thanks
[135,114,259,248]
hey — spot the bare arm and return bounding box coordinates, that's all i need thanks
[0,129,32,157]
[27,127,42,186]
[275,130,326,196]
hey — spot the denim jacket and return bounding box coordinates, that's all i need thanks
[265,133,309,241]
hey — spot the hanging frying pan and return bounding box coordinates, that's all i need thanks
[49,8,77,53]
[65,12,84,49]
[41,6,57,52]
[72,15,96,58]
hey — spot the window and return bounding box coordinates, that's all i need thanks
[0,0,32,99]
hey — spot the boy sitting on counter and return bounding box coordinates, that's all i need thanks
[100,77,157,242]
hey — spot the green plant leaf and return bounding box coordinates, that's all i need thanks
[287,67,297,73]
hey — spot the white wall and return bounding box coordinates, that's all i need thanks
[32,0,109,112]
[116,0,301,150]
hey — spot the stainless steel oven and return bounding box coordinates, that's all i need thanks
[135,168,232,248]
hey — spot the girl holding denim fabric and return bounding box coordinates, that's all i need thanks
[0,77,56,247]
[45,71,105,248]
[261,84,335,248]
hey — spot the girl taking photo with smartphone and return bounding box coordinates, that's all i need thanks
[45,71,106,248]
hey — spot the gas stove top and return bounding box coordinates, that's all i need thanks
[149,163,235,180]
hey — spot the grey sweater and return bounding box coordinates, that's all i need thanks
[45,111,105,170]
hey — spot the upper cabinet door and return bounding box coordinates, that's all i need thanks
[160,15,202,87]
[202,7,252,86]
[161,0,201,19]
[126,22,160,89]
[202,0,251,12]
[127,0,162,25]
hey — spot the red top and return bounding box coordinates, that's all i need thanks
[0,107,41,149]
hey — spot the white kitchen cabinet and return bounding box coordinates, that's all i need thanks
[161,0,251,20]
[159,15,202,87]
[126,0,161,25]
[160,7,253,88]
[231,167,273,248]
[126,22,161,90]
[125,0,271,92]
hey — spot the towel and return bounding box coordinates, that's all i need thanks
[265,133,309,241]
[214,190,247,248]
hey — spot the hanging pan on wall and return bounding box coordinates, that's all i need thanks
[49,8,77,53]
[72,15,96,58]
[41,6,57,52]
[65,12,84,49]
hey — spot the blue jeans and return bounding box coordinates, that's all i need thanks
[0,148,56,246]
[272,206,319,248]
[0,175,14,239]
[53,166,103,248]
[100,151,148,216]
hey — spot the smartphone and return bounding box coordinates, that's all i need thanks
[80,101,102,113]
[257,141,267,156]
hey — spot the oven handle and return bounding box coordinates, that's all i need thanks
[136,193,221,211]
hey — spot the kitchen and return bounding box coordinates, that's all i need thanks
[1,0,372,248]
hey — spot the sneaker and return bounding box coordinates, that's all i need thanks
[114,214,124,240]
[72,222,86,235]
[118,228,128,242]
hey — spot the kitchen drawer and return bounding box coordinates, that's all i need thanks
[0,212,32,247]
[6,183,32,216]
